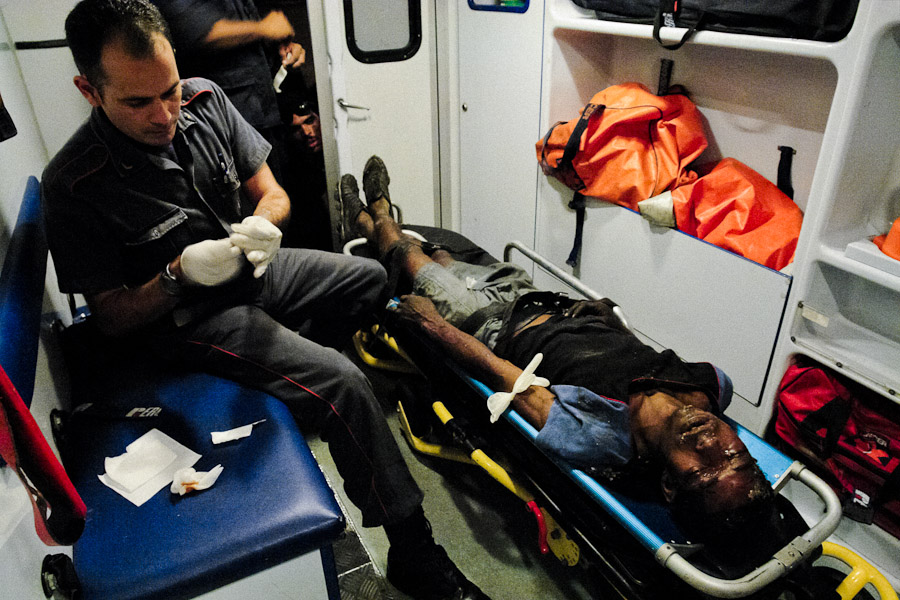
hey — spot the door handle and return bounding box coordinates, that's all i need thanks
[337,98,370,111]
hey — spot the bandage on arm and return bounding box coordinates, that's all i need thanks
[486,353,550,423]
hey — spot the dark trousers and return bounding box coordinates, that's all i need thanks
[150,248,423,526]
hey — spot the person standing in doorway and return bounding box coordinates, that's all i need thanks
[150,0,305,182]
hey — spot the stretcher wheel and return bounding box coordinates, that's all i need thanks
[41,553,79,599]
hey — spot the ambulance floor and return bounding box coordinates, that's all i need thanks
[305,351,600,600]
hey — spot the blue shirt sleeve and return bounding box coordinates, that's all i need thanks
[534,384,633,470]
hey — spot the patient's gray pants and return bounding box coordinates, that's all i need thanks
[412,260,538,348]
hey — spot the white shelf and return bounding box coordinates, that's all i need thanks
[790,256,900,402]
[819,244,900,294]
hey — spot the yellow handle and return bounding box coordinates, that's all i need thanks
[820,541,898,600]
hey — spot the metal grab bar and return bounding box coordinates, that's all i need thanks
[504,240,632,333]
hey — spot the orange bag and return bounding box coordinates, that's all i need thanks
[873,217,900,261]
[536,82,708,210]
[671,158,803,271]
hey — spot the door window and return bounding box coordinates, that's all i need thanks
[468,0,529,13]
[343,0,422,63]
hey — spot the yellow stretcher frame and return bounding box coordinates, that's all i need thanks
[356,323,580,565]
[819,541,898,600]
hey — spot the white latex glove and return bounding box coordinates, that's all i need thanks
[230,215,282,278]
[180,238,245,286]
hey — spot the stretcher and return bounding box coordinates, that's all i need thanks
[345,226,896,600]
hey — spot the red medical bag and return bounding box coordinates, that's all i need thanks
[774,358,900,539]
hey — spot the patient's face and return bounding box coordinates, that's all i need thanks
[660,405,763,511]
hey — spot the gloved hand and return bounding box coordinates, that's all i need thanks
[230,215,282,278]
[180,238,245,286]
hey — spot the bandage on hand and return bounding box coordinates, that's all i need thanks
[230,215,282,278]
[180,238,245,286]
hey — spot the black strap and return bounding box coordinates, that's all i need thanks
[538,105,605,268]
[653,3,705,51]
[541,103,604,190]
[538,120,565,175]
[560,104,599,172]
[558,106,601,269]
[657,58,674,95]
[799,392,852,457]
[777,145,796,199]
[566,193,586,268]
[380,239,410,300]
[458,302,510,337]
[842,465,900,524]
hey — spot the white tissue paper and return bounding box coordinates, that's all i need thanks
[104,434,176,492]
[273,64,288,92]
[170,465,224,496]
[99,429,200,506]
[210,419,266,444]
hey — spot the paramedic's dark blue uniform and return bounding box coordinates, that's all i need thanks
[149,0,286,181]
[42,78,424,527]
[150,0,281,132]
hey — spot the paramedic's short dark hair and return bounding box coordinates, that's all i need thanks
[65,0,172,90]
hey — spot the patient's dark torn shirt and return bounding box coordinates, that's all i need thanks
[493,292,728,406]
[483,292,732,473]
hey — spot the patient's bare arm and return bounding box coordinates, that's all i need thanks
[392,295,553,428]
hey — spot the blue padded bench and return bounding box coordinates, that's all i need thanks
[1,176,345,599]
[60,367,346,600]
[0,175,46,408]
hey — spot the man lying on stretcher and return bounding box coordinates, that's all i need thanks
[342,156,789,559]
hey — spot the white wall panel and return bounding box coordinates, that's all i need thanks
[457,0,544,260]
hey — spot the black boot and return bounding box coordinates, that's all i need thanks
[384,509,491,600]
[338,173,366,245]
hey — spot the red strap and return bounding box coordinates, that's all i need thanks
[0,364,85,546]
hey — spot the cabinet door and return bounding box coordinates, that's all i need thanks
[458,0,544,259]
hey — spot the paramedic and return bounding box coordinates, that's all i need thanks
[341,157,785,551]
[148,0,305,182]
[42,3,490,600]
